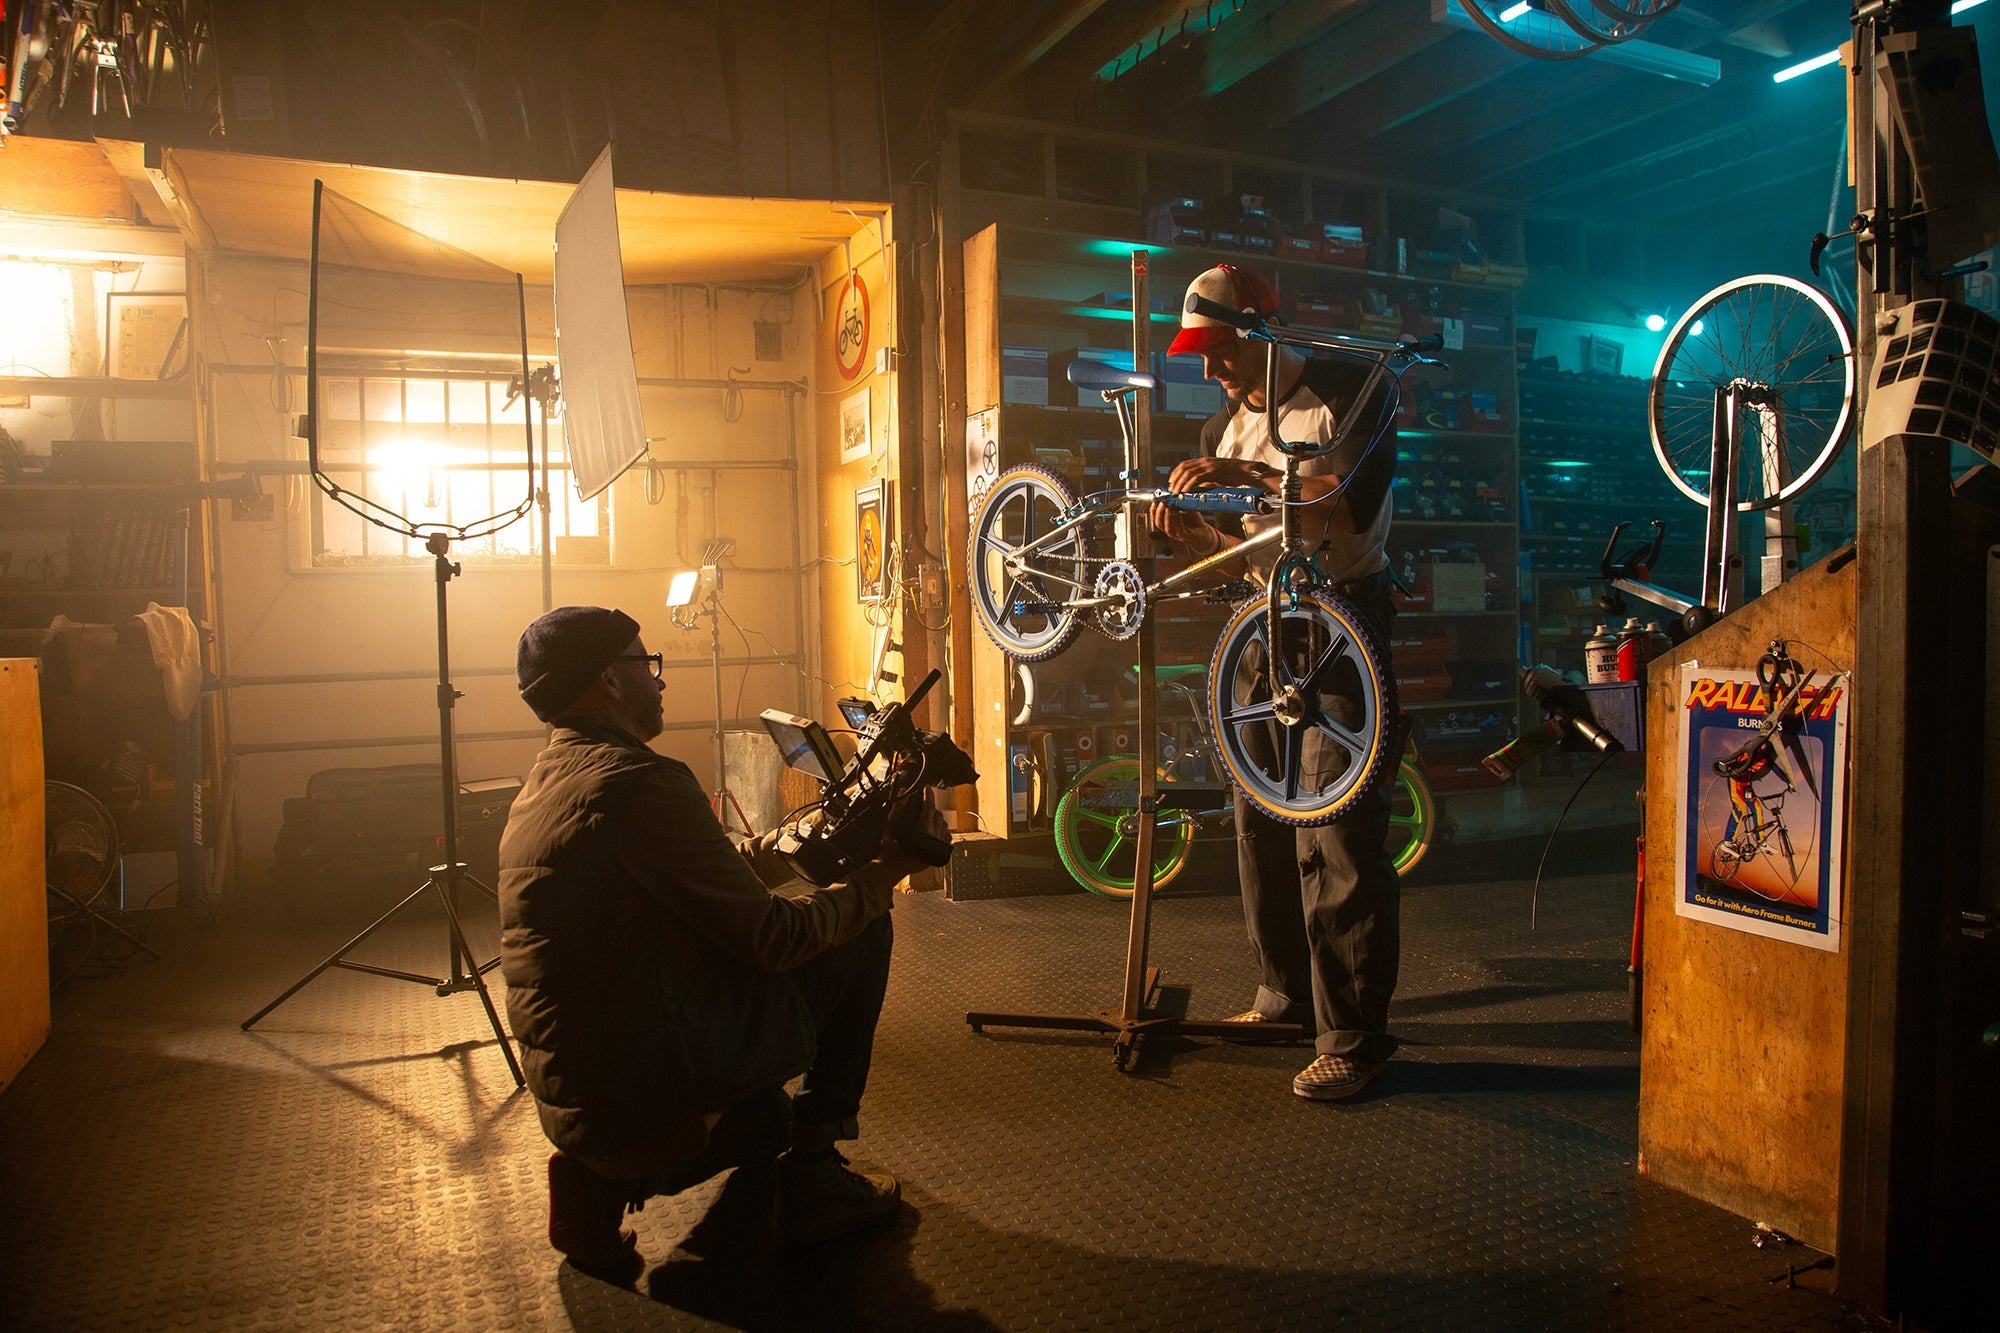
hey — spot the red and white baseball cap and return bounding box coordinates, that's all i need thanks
[1167,264,1280,358]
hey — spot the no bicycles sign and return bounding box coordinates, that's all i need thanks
[834,272,869,380]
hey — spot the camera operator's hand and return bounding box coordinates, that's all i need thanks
[871,792,951,886]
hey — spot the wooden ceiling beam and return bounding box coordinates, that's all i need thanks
[1482,73,1836,204]
[1238,0,1455,135]
[1027,0,1208,113]
[1197,0,1372,97]
[1277,29,1516,159]
[978,0,1117,97]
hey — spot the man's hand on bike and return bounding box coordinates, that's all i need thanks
[1149,501,1218,550]
[1167,456,1273,494]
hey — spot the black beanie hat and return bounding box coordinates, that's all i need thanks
[516,605,641,722]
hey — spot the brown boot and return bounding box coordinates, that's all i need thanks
[547,1152,643,1280]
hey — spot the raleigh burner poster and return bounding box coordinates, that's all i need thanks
[1674,662,1849,952]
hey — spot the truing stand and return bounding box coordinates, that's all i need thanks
[965,248,1307,1068]
[242,532,526,1089]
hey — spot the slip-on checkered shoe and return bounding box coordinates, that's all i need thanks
[1292,1054,1385,1100]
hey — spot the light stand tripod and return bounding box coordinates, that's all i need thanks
[670,539,750,835]
[243,531,525,1088]
[241,177,533,1087]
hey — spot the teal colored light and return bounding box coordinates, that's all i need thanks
[1060,304,1179,323]
[1081,239,1171,260]
[1772,50,1840,83]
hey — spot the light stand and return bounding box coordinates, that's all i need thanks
[243,531,525,1088]
[670,540,751,835]
[241,177,532,1088]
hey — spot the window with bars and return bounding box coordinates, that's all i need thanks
[310,373,609,565]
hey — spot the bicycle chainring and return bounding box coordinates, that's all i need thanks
[1092,561,1147,640]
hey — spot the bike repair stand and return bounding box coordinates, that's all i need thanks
[966,249,1308,1068]
[1605,384,1800,633]
[242,531,526,1089]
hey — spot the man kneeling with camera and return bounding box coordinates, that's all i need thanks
[498,605,951,1278]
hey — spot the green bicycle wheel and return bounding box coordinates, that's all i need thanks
[1053,756,1195,898]
[1387,760,1436,876]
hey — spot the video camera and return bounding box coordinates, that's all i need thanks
[759,669,978,886]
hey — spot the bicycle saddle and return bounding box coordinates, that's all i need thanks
[1068,359,1159,394]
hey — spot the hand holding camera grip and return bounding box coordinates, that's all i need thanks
[889,799,953,868]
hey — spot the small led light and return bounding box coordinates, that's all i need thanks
[1691,319,1705,337]
[1644,313,1666,332]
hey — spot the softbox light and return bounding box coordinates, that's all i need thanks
[555,146,646,501]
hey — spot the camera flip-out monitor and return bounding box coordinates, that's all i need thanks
[759,709,845,785]
[837,697,876,731]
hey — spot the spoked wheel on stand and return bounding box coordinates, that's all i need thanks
[1206,588,1398,827]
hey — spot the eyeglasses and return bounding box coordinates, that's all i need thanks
[616,652,664,680]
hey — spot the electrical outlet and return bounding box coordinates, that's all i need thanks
[232,492,275,523]
[917,561,945,615]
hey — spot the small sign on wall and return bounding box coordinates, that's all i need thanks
[1673,662,1850,952]
[833,272,869,380]
[106,292,189,380]
[840,384,871,465]
[855,481,889,603]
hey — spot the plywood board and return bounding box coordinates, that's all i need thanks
[0,659,50,1093]
[158,147,881,284]
[0,135,137,222]
[1637,556,1856,1250]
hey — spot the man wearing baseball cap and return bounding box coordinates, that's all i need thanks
[497,605,949,1277]
[1154,264,1404,1103]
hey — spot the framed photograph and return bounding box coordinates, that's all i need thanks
[1584,334,1625,377]
[106,292,190,380]
[854,482,889,603]
[839,384,872,465]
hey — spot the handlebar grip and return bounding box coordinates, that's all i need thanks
[1186,293,1263,332]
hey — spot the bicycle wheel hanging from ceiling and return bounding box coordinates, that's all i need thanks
[1647,274,1857,512]
[1458,0,1679,60]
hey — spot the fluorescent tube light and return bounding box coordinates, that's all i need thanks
[1499,2,1532,21]
[1772,50,1840,83]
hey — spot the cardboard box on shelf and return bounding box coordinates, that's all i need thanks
[1423,561,1487,613]
[1002,346,1049,405]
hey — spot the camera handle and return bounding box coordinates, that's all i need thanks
[889,795,953,868]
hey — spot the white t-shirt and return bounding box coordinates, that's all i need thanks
[1202,354,1396,585]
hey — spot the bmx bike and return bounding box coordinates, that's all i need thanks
[969,299,1442,827]
[1050,663,1437,898]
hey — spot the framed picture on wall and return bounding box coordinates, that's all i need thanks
[1585,334,1625,377]
[855,482,889,603]
[840,384,872,465]
[106,292,190,380]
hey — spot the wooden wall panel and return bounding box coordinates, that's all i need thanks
[830,0,887,200]
[0,659,51,1093]
[962,225,998,414]
[0,136,137,222]
[1637,555,1856,1250]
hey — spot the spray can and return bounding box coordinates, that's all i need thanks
[1646,621,1671,663]
[1584,624,1619,684]
[1615,617,1650,681]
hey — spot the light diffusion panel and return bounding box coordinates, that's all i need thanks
[308,184,535,545]
[555,147,646,501]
